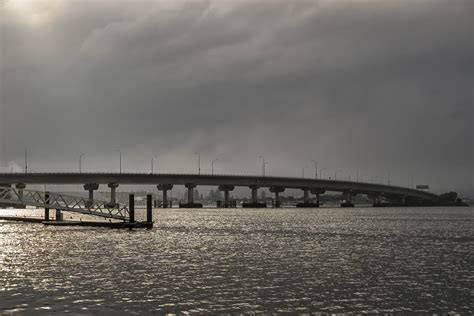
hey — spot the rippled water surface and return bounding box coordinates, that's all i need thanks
[1,207,473,314]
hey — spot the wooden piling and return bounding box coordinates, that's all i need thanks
[44,192,50,221]
[146,194,153,223]
[129,194,135,223]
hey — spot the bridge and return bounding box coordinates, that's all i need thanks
[0,172,439,208]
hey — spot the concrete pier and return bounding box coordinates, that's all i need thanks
[157,184,173,208]
[179,184,202,208]
[84,183,99,206]
[218,185,235,208]
[269,187,285,208]
[243,185,266,208]
[371,193,387,207]
[297,187,320,208]
[310,188,325,207]
[341,189,354,207]
[108,183,119,207]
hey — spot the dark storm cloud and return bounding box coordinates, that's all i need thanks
[0,0,472,195]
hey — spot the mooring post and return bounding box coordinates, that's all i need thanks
[55,209,63,221]
[44,192,50,221]
[129,194,135,223]
[146,194,153,223]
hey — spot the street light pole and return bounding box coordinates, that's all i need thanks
[387,169,391,185]
[334,169,342,180]
[151,155,158,174]
[115,149,122,174]
[258,155,267,176]
[311,160,318,179]
[79,153,84,173]
[24,149,28,174]
[319,168,326,179]
[302,166,307,178]
[211,158,218,175]
[195,152,201,175]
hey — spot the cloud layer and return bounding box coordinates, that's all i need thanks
[1,0,472,195]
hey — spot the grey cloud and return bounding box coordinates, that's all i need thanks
[0,0,472,195]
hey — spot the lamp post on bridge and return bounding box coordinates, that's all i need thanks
[24,149,28,174]
[334,169,342,180]
[115,149,122,174]
[311,160,318,179]
[302,166,307,178]
[151,155,158,174]
[258,155,268,176]
[195,152,201,175]
[79,153,85,173]
[211,158,218,175]
[319,168,326,179]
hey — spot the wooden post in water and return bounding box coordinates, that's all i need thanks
[44,192,50,221]
[129,194,135,223]
[146,194,153,223]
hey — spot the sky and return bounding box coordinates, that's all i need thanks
[0,0,473,196]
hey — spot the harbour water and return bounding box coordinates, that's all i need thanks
[0,207,472,314]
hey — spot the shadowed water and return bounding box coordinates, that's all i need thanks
[0,207,473,314]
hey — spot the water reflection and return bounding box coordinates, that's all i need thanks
[1,207,473,314]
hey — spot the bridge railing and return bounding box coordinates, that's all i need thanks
[0,186,129,221]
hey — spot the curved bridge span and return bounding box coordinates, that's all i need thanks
[0,172,437,202]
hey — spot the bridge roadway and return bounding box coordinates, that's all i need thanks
[0,173,437,207]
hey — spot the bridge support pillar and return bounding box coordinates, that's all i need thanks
[84,183,99,205]
[218,185,235,208]
[371,193,385,207]
[297,187,320,208]
[269,187,285,208]
[341,190,354,208]
[251,186,258,204]
[157,184,173,208]
[310,189,325,207]
[187,184,195,204]
[108,183,119,206]
[180,184,202,208]
[243,185,266,208]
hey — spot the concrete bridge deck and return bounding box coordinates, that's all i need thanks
[0,172,437,201]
